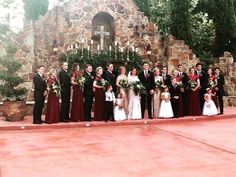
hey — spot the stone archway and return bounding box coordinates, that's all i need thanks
[92,12,115,51]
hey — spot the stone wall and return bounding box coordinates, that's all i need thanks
[166,35,199,72]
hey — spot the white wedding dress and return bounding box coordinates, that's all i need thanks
[127,75,142,120]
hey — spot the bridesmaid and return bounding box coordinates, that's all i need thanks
[152,68,162,118]
[188,67,201,116]
[205,68,218,107]
[116,66,129,116]
[70,63,85,122]
[45,69,60,124]
[93,67,105,121]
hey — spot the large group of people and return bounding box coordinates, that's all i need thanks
[32,61,225,124]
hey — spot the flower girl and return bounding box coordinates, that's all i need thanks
[114,93,127,121]
[158,86,174,118]
[202,88,218,116]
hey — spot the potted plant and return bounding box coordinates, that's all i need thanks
[0,42,27,121]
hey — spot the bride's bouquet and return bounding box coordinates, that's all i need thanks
[119,79,130,88]
[49,81,61,96]
[77,76,85,89]
[130,81,146,96]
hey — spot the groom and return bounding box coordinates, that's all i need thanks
[138,62,155,119]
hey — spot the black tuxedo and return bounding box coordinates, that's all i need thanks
[169,84,181,118]
[59,69,71,121]
[33,73,47,123]
[178,72,189,116]
[83,72,95,121]
[161,73,172,87]
[216,74,225,114]
[138,70,155,118]
[103,70,117,93]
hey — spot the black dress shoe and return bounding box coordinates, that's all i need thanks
[33,121,42,124]
[61,119,70,123]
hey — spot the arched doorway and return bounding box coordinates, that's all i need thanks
[92,12,115,51]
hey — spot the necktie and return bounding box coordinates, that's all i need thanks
[145,71,148,78]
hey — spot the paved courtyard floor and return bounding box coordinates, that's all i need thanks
[0,114,235,177]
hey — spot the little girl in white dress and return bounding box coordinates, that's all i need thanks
[202,88,218,116]
[158,86,174,118]
[114,93,127,121]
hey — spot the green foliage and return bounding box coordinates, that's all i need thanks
[23,0,49,21]
[149,0,171,34]
[133,0,150,18]
[0,23,9,41]
[212,0,236,57]
[0,43,27,101]
[59,49,143,73]
[191,12,215,61]
[170,0,193,45]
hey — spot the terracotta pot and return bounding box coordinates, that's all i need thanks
[3,101,26,121]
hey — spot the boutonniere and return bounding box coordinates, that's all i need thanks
[91,75,94,79]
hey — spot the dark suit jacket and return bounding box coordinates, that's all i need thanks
[161,74,172,87]
[103,70,116,91]
[83,72,95,97]
[58,69,71,91]
[195,70,206,88]
[178,72,189,88]
[33,73,47,97]
[138,70,155,92]
[216,74,225,96]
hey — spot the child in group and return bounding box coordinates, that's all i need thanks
[158,86,174,118]
[202,88,218,116]
[114,93,127,121]
[105,85,116,122]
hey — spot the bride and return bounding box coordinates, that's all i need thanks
[127,67,142,120]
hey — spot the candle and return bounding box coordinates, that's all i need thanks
[81,38,84,44]
[115,41,117,46]
[75,43,78,49]
[132,46,135,52]
[121,47,124,52]
[87,46,90,51]
[109,45,112,51]
[70,44,74,50]
[135,48,138,52]
[91,40,93,45]
[127,41,130,46]
[97,45,100,51]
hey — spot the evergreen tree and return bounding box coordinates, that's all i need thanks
[170,0,192,45]
[133,0,150,18]
[213,0,236,57]
[23,0,49,21]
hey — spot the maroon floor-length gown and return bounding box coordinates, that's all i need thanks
[188,74,201,116]
[94,75,105,121]
[45,78,60,124]
[70,72,85,122]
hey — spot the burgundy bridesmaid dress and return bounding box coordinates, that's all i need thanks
[70,72,85,122]
[188,74,201,116]
[45,78,60,124]
[94,76,105,121]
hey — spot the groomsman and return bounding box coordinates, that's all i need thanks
[58,62,71,122]
[161,66,171,87]
[33,65,47,124]
[83,64,95,121]
[214,67,225,114]
[138,62,155,119]
[103,63,117,93]
[178,64,189,116]
[195,63,206,111]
